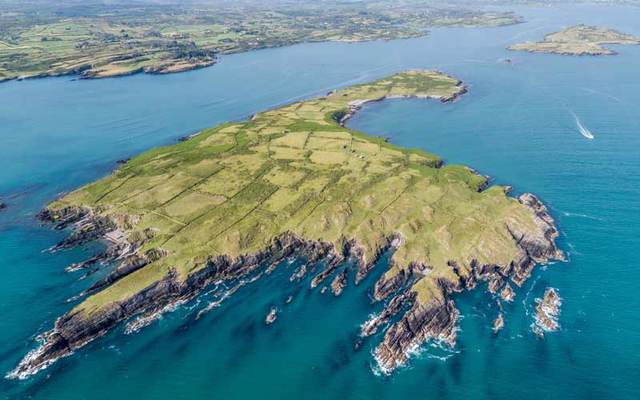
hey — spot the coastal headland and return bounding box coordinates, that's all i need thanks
[9,70,563,379]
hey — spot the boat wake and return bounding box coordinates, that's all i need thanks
[562,210,604,221]
[580,87,623,103]
[571,112,595,139]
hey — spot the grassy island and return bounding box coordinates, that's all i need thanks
[509,24,640,56]
[10,70,562,379]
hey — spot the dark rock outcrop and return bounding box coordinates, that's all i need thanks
[353,234,402,284]
[10,191,563,378]
[330,269,348,296]
[532,287,561,337]
[374,295,458,374]
[371,193,563,373]
[85,248,167,294]
[289,264,307,282]
[360,291,415,337]
[37,206,91,231]
[492,313,505,333]
[265,307,278,325]
[373,266,413,301]
[39,208,161,289]
[500,283,515,302]
[8,230,341,379]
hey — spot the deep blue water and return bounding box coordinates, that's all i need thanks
[1,4,639,399]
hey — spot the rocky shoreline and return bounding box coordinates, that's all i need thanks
[492,313,505,333]
[9,188,562,379]
[8,205,400,379]
[367,193,563,373]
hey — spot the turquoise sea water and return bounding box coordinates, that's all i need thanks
[1,4,639,399]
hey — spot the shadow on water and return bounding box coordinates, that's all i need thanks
[447,346,464,385]
[435,376,450,400]
[324,338,354,373]
[230,316,260,343]
[531,335,550,372]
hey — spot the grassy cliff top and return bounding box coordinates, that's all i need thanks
[509,24,640,56]
[51,70,543,313]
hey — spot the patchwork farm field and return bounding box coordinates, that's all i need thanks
[0,1,521,81]
[49,70,541,312]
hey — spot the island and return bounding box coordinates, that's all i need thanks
[509,25,640,56]
[0,0,522,82]
[9,70,563,379]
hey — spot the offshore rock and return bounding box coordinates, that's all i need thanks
[330,269,348,296]
[289,264,307,282]
[310,257,342,288]
[492,313,505,333]
[500,283,515,302]
[265,307,278,325]
[532,287,561,337]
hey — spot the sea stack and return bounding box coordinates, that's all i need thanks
[493,313,505,333]
[533,288,562,337]
[265,307,278,325]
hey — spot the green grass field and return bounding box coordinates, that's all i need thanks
[48,70,545,313]
[0,1,522,81]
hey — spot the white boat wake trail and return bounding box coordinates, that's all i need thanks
[571,111,595,139]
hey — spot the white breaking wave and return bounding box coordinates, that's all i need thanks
[571,112,595,139]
